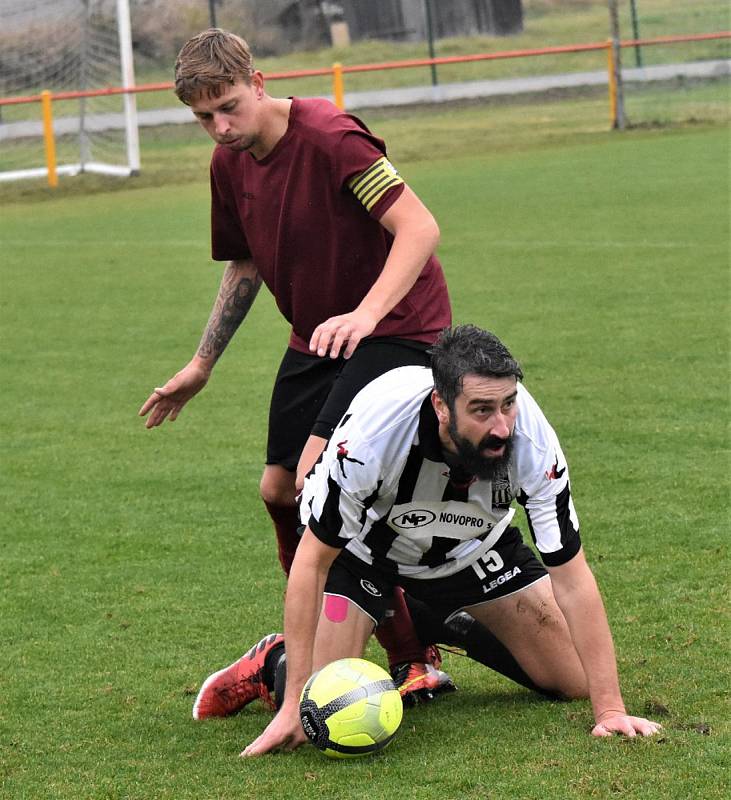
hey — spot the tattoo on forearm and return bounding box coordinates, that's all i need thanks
[197,268,261,361]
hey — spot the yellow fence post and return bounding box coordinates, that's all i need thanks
[606,40,617,128]
[332,62,345,111]
[40,90,58,188]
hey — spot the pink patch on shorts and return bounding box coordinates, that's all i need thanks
[324,594,349,623]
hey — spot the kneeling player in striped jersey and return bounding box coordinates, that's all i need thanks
[201,326,663,754]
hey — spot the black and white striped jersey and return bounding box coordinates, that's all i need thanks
[301,366,581,579]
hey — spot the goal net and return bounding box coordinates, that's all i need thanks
[0,0,140,183]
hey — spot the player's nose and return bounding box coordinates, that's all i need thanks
[213,113,230,136]
[490,412,511,439]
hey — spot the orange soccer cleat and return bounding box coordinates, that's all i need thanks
[192,633,285,720]
[390,645,457,707]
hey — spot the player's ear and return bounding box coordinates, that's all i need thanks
[250,70,264,99]
[431,390,450,426]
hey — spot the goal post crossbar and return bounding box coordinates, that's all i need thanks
[0,161,133,182]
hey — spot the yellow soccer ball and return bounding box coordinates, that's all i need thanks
[299,657,403,759]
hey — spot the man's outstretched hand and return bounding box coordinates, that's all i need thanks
[241,703,308,757]
[138,360,210,428]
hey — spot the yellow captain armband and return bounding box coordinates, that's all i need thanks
[347,156,404,212]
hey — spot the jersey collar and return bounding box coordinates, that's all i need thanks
[418,394,444,462]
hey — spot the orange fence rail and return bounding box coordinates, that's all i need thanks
[1,31,728,108]
[2,31,728,187]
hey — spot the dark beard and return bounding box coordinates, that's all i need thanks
[446,418,513,481]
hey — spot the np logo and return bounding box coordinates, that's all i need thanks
[360,579,382,597]
[390,510,436,529]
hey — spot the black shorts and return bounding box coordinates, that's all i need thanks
[266,338,431,470]
[323,526,549,626]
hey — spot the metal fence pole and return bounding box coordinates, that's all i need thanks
[630,0,643,67]
[41,91,58,188]
[608,0,626,130]
[424,0,438,87]
[332,63,345,110]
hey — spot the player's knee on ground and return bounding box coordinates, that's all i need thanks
[513,594,589,700]
[466,582,589,701]
[406,596,555,696]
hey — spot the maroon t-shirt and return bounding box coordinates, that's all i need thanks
[210,97,451,352]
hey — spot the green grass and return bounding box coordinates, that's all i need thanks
[0,100,729,798]
[1,78,729,204]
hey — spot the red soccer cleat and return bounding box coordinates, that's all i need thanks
[390,645,457,707]
[192,633,284,720]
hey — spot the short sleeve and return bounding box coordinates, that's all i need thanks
[514,390,581,567]
[301,421,385,550]
[335,129,406,220]
[210,155,251,262]
[518,450,581,567]
[348,156,405,218]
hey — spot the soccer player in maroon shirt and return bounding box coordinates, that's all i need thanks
[139,28,453,703]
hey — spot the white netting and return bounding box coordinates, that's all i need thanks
[0,0,139,181]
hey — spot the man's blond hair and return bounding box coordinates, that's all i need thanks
[175,28,254,105]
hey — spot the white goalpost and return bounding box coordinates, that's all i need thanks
[0,0,140,183]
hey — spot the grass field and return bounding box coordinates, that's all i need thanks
[1,95,729,798]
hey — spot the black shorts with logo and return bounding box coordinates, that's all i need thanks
[324,526,549,626]
[266,337,431,470]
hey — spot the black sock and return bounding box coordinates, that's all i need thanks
[263,642,286,696]
[272,653,287,710]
